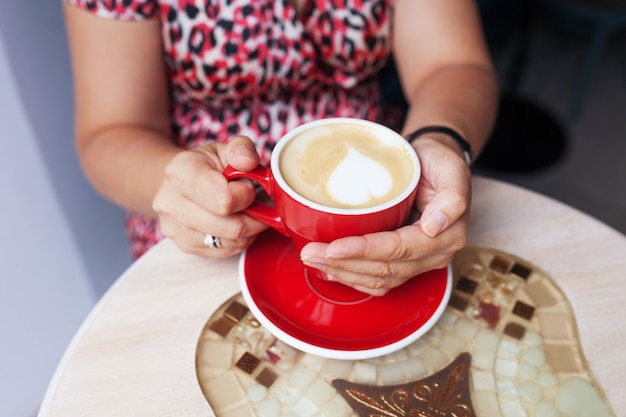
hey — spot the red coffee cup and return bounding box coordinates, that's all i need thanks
[224,118,420,301]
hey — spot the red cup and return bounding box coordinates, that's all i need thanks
[224,118,420,301]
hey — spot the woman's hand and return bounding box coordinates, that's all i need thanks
[153,136,269,258]
[299,137,470,295]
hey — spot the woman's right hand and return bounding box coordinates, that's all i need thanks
[153,136,269,258]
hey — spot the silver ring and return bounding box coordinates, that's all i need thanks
[203,234,222,249]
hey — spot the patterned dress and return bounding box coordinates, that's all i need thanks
[66,0,396,258]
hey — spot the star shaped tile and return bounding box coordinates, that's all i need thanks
[332,352,475,417]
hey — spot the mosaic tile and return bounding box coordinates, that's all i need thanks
[476,300,501,328]
[420,346,448,372]
[519,382,543,404]
[255,398,281,417]
[539,313,574,340]
[196,247,616,417]
[512,300,535,321]
[220,403,256,417]
[449,293,470,311]
[472,349,496,371]
[544,345,583,373]
[201,373,246,412]
[472,391,500,415]
[304,378,335,407]
[503,322,526,340]
[256,367,279,388]
[235,352,260,375]
[377,362,406,385]
[457,276,479,294]
[399,356,427,380]
[197,340,234,370]
[351,361,377,384]
[510,262,532,281]
[209,317,236,337]
[525,280,560,307]
[473,369,497,391]
[223,301,248,323]
[490,255,512,274]
[321,394,354,417]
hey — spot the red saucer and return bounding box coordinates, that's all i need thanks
[239,229,452,360]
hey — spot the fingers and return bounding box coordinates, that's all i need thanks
[301,221,466,295]
[419,185,469,237]
[167,221,261,259]
[153,137,267,258]
[161,149,257,214]
[223,135,260,171]
[303,248,452,296]
[411,136,472,237]
[158,200,268,258]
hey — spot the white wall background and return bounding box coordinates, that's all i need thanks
[0,1,133,416]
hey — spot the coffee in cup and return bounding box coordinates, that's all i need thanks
[278,122,415,209]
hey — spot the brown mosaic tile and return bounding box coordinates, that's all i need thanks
[539,314,574,340]
[545,345,583,372]
[510,263,532,281]
[224,301,249,323]
[448,294,469,311]
[512,300,535,321]
[525,280,560,307]
[209,317,236,337]
[255,367,279,388]
[489,255,511,274]
[235,352,260,375]
[456,277,479,295]
[503,322,526,340]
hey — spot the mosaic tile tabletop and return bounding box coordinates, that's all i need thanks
[195,247,615,417]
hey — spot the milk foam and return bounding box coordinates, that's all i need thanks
[326,147,393,206]
[279,122,414,209]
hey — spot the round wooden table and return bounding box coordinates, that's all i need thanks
[37,177,626,417]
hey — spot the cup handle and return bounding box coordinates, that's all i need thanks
[223,165,289,236]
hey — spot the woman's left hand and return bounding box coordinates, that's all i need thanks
[299,137,470,296]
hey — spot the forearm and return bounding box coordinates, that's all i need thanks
[392,0,499,162]
[78,126,181,217]
[401,63,499,163]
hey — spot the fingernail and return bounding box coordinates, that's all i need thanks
[301,256,325,269]
[234,145,256,160]
[421,210,448,237]
[301,255,320,262]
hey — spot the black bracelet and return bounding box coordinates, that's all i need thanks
[406,125,473,166]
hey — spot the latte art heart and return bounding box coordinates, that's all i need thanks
[279,122,415,209]
[326,148,393,206]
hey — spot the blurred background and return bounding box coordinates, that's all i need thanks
[472,0,626,235]
[1,1,624,416]
[0,2,132,416]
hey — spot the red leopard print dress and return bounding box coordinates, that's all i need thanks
[66,0,396,258]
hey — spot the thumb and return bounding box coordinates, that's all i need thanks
[418,185,469,237]
[224,135,260,171]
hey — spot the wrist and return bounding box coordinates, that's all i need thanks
[405,126,473,166]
